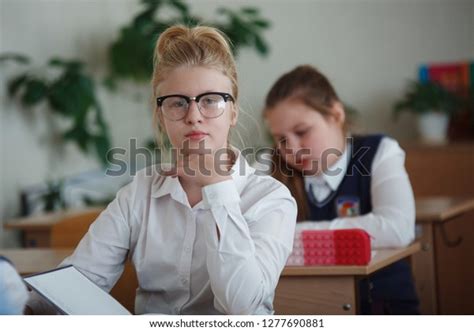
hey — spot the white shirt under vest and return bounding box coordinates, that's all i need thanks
[301,136,415,248]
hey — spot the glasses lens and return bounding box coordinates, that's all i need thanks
[162,96,188,120]
[198,94,226,118]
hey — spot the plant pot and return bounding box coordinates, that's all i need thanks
[417,112,449,143]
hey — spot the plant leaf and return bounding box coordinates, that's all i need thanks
[0,53,30,65]
[7,74,29,96]
[94,134,112,167]
[241,7,258,15]
[21,79,48,106]
[252,19,270,28]
[254,35,269,55]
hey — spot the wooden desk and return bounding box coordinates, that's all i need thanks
[0,248,136,313]
[3,207,103,247]
[411,196,474,314]
[2,245,420,315]
[403,142,474,197]
[5,197,473,314]
[0,248,72,275]
[416,197,474,223]
[274,243,421,314]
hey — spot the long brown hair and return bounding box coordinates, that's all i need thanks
[263,65,345,221]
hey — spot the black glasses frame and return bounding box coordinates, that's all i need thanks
[156,92,235,108]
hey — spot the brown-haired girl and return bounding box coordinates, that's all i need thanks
[263,65,419,314]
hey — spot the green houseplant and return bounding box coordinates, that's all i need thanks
[106,0,270,88]
[1,55,111,166]
[393,80,461,143]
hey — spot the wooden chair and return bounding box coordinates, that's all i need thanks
[50,208,138,313]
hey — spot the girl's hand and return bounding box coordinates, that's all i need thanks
[161,144,234,187]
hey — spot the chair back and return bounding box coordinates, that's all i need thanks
[50,208,138,313]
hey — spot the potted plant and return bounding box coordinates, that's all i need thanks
[393,80,461,143]
[0,55,112,166]
[106,0,271,88]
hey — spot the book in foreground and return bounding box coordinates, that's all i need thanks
[24,265,131,315]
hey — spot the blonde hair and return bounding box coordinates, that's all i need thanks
[151,25,238,149]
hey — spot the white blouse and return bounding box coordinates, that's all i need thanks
[301,136,415,248]
[29,154,297,315]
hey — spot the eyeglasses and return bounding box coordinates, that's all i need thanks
[156,92,235,121]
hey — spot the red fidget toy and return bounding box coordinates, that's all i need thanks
[286,229,372,266]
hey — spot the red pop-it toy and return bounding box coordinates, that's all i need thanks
[287,229,371,266]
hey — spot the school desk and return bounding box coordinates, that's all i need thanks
[4,197,474,313]
[0,248,72,275]
[0,247,137,313]
[411,196,474,314]
[273,243,421,314]
[1,245,420,315]
[3,207,103,247]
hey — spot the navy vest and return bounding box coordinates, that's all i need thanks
[305,134,419,314]
[306,134,383,220]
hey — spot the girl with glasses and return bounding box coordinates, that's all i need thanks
[263,65,419,314]
[26,25,297,315]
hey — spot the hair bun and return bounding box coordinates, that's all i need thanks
[155,25,232,62]
[155,25,189,59]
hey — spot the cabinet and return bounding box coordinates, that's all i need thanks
[403,142,474,314]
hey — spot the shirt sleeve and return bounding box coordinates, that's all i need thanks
[25,183,134,314]
[200,178,297,314]
[60,186,132,289]
[297,137,415,248]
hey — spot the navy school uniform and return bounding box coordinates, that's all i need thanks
[306,134,420,314]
